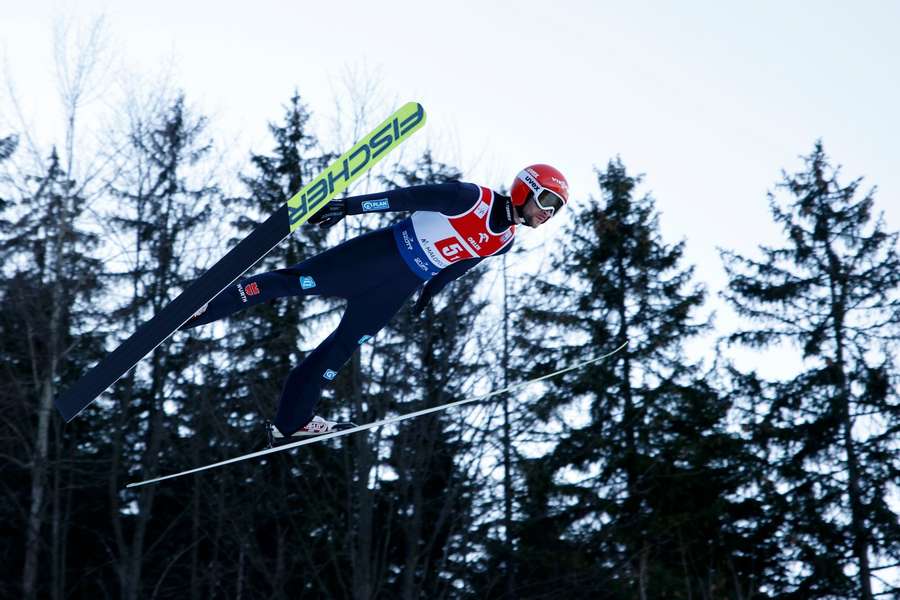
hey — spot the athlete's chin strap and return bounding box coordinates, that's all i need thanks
[503,196,525,226]
[514,205,527,225]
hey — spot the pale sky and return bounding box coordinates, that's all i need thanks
[2,0,899,376]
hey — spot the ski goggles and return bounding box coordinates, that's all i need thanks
[516,170,567,217]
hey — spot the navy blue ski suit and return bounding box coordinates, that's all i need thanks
[183,182,517,435]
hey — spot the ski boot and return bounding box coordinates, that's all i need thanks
[266,416,357,447]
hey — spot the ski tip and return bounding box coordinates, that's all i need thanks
[399,101,427,124]
[401,100,425,111]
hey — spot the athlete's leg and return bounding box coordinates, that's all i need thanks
[273,277,420,435]
[179,269,305,328]
[181,227,400,329]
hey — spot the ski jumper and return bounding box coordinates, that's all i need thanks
[182,182,517,435]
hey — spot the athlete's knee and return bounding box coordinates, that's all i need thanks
[272,267,324,297]
[236,270,302,301]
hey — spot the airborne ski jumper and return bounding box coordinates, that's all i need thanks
[181,164,571,442]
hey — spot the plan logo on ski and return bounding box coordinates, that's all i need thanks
[245,282,260,296]
[299,276,316,290]
[323,369,338,380]
[286,103,426,231]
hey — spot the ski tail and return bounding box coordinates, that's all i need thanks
[55,207,291,422]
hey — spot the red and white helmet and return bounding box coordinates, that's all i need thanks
[511,164,570,217]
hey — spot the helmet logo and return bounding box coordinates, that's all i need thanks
[521,173,542,193]
[551,177,568,192]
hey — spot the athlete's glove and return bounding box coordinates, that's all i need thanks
[308,199,347,228]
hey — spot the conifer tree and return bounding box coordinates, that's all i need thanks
[104,93,218,600]
[0,144,105,600]
[506,158,766,598]
[469,213,549,599]
[225,91,334,407]
[722,141,900,599]
[195,91,344,598]
[321,151,486,598]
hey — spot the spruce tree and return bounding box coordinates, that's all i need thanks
[197,91,345,599]
[225,90,334,408]
[467,206,557,599]
[722,141,900,599]
[103,93,218,600]
[0,143,106,600]
[505,157,767,598]
[323,151,485,598]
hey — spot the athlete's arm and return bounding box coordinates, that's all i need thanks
[413,258,483,315]
[308,182,480,228]
[412,241,513,314]
[346,182,478,216]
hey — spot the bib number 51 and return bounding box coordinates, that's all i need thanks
[437,238,467,263]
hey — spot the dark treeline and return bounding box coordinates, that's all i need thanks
[1,80,899,600]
